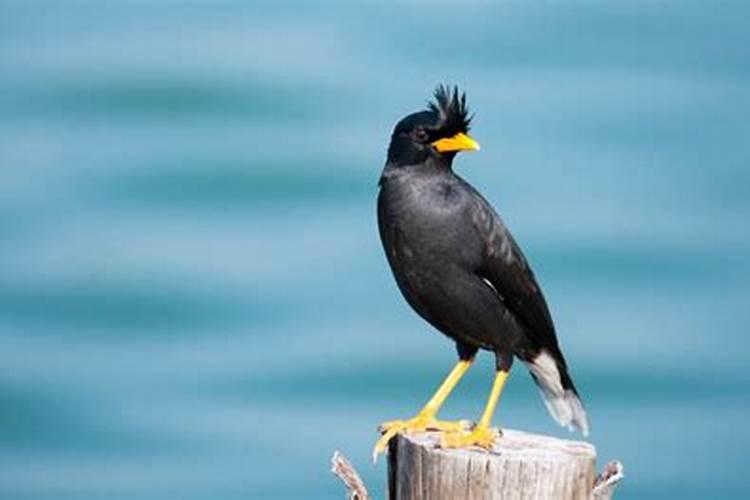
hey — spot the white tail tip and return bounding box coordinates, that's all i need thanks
[525,351,590,436]
[541,388,590,437]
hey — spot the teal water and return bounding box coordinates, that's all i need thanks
[1,2,749,499]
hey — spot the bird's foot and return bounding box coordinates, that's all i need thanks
[440,425,501,450]
[373,414,471,461]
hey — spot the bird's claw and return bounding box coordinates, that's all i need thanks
[373,415,472,462]
[377,417,471,434]
[440,425,501,450]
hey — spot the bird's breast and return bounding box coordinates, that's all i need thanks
[379,177,482,272]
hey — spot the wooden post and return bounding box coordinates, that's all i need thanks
[331,430,622,500]
[387,430,611,500]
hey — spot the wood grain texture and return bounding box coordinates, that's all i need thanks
[387,430,597,500]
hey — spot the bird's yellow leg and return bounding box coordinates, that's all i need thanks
[441,370,509,449]
[373,359,473,459]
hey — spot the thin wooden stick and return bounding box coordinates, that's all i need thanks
[592,460,625,500]
[332,450,370,500]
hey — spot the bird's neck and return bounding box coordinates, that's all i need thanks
[427,153,456,170]
[382,154,455,181]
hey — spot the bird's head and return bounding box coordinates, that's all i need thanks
[387,85,480,167]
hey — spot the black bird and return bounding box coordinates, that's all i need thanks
[374,86,588,457]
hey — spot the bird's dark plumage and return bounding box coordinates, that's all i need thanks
[377,86,588,436]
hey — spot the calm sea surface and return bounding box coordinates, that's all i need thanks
[1,2,749,499]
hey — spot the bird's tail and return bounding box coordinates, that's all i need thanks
[524,349,589,436]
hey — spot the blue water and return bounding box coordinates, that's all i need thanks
[1,2,749,499]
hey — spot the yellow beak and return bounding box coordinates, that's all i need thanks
[431,132,481,153]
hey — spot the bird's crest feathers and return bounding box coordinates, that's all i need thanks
[427,85,473,137]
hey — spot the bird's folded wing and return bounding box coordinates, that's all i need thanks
[471,199,562,355]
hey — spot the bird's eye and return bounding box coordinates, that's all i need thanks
[413,128,429,143]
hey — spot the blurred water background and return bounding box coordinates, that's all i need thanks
[1,2,749,499]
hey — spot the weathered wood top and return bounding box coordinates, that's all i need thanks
[388,430,603,500]
[400,429,596,461]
